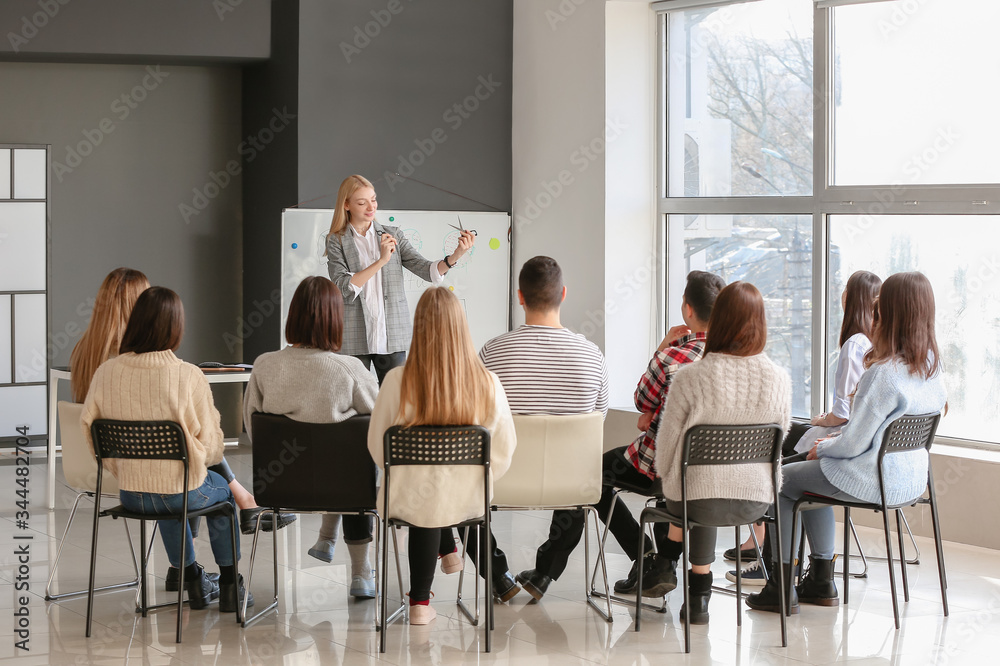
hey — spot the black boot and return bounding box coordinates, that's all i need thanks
[796,555,839,606]
[678,571,713,625]
[185,563,220,610]
[220,574,254,613]
[745,563,799,614]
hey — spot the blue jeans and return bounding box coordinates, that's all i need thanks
[120,470,240,568]
[771,460,864,564]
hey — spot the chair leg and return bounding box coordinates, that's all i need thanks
[456,527,481,626]
[380,518,389,654]
[843,507,851,607]
[846,515,869,579]
[176,514,187,643]
[881,508,901,630]
[85,485,104,638]
[896,510,910,602]
[240,506,276,628]
[584,506,613,622]
[927,484,949,615]
[735,526,742,627]
[591,491,620,593]
[231,506,243,624]
[634,511,647,632]
[681,523,691,654]
[772,505,788,648]
[899,509,921,564]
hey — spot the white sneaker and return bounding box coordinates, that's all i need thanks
[439,552,463,574]
[409,603,437,625]
[725,558,767,587]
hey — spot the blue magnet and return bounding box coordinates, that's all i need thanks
[291,242,298,249]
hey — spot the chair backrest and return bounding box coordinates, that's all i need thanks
[493,412,604,507]
[250,412,376,512]
[382,425,490,523]
[58,401,120,495]
[90,420,190,495]
[879,412,941,458]
[681,424,783,504]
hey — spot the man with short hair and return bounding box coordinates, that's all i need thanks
[465,256,609,601]
[514,270,725,600]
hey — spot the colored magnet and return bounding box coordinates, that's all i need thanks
[489,238,500,250]
[291,242,298,249]
[449,286,455,291]
[389,216,395,221]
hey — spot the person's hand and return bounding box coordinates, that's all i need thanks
[807,444,819,461]
[811,413,826,426]
[378,233,397,264]
[637,411,654,432]
[658,325,692,351]
[451,230,475,261]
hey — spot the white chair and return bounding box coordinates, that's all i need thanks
[485,411,613,621]
[45,401,140,600]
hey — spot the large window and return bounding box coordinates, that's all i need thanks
[659,0,1000,446]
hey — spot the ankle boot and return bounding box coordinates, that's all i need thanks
[678,571,713,625]
[796,555,839,606]
[745,563,799,614]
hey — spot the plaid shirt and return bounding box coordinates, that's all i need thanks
[625,332,707,479]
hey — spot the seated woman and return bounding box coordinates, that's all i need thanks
[81,287,251,611]
[367,287,516,625]
[70,268,293,591]
[747,271,947,613]
[653,281,791,625]
[727,270,882,580]
[243,276,379,598]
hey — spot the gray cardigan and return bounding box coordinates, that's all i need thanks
[326,221,435,356]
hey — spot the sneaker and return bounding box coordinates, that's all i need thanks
[723,545,759,562]
[439,551,463,574]
[409,603,437,625]
[725,559,768,587]
[308,539,336,563]
[350,574,376,599]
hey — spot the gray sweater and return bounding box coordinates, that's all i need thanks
[242,346,379,440]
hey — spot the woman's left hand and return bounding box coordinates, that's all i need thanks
[453,230,475,259]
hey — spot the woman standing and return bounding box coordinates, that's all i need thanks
[367,287,516,625]
[325,175,474,384]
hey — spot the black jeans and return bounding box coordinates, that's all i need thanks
[534,447,669,580]
[354,352,406,386]
[459,527,510,583]
[662,499,770,566]
[408,527,442,602]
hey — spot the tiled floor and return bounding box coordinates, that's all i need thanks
[1,445,996,665]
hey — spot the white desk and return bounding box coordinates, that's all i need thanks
[46,367,251,509]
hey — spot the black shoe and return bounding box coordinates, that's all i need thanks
[219,574,254,613]
[746,570,799,615]
[796,555,839,606]
[185,564,221,610]
[678,571,713,625]
[240,508,298,535]
[515,569,552,601]
[640,555,678,598]
[723,545,759,562]
[166,566,219,592]
[493,571,521,603]
[614,556,644,594]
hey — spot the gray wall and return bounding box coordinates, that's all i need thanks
[0,62,245,424]
[297,0,512,210]
[0,0,270,62]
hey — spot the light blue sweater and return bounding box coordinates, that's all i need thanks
[816,358,946,505]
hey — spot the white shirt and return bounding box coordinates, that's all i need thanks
[832,333,872,420]
[347,223,444,355]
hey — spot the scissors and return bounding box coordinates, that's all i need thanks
[449,216,478,237]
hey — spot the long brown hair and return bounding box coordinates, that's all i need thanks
[69,268,150,402]
[704,281,768,357]
[326,174,374,240]
[398,287,494,426]
[864,271,940,380]
[119,287,185,354]
[839,270,882,347]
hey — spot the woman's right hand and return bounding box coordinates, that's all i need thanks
[379,233,397,264]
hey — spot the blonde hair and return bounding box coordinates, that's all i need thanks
[69,268,150,402]
[398,287,495,426]
[327,174,374,239]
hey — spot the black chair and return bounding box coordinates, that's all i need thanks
[86,420,242,643]
[791,412,947,629]
[380,425,493,654]
[635,424,787,654]
[241,413,405,630]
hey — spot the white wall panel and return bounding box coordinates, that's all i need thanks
[14,293,46,383]
[0,295,10,384]
[0,385,46,436]
[0,149,10,199]
[0,202,46,290]
[13,148,46,199]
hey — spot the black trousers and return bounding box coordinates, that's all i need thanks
[354,352,406,386]
[534,447,670,580]
[408,527,441,602]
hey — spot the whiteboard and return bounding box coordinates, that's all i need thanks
[281,209,512,353]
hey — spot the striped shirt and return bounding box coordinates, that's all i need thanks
[479,325,609,416]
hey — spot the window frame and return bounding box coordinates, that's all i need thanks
[656,1,1000,447]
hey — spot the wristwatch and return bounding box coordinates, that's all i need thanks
[443,255,456,269]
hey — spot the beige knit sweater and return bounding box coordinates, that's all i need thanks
[654,352,791,504]
[81,350,224,494]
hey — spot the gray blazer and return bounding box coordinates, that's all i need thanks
[326,222,436,356]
